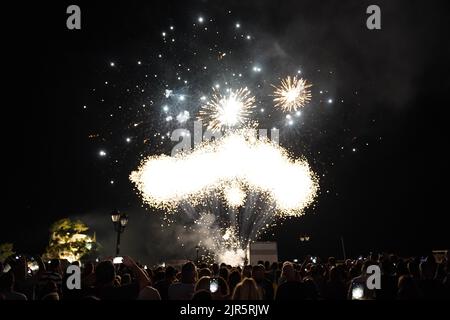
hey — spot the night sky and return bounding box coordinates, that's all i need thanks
[5,0,449,263]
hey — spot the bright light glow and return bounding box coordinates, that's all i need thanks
[198,88,256,132]
[224,183,246,208]
[272,76,312,112]
[130,131,318,214]
[198,16,204,23]
[99,150,107,157]
[176,111,190,124]
[352,287,364,300]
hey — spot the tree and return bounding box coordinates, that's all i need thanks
[0,243,15,262]
[43,218,99,262]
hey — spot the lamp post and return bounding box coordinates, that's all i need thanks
[111,210,129,256]
[299,234,310,260]
[195,245,200,265]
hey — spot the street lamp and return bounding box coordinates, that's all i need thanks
[300,234,310,261]
[111,210,129,256]
[300,234,310,243]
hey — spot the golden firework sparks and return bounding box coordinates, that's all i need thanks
[198,87,256,132]
[272,76,312,112]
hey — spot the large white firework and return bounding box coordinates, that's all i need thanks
[130,131,318,216]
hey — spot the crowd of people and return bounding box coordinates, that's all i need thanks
[1,252,449,300]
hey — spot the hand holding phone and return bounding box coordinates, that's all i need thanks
[113,257,123,264]
[209,278,219,293]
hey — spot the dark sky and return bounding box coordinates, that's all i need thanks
[4,0,449,263]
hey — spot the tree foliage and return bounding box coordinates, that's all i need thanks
[0,243,15,262]
[43,218,98,262]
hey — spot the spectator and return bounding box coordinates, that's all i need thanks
[37,258,62,299]
[377,259,398,300]
[154,265,176,300]
[194,276,211,292]
[219,267,229,282]
[211,263,219,277]
[397,275,422,300]
[228,269,241,294]
[232,278,261,300]
[168,261,196,300]
[81,262,95,288]
[276,262,309,300]
[121,273,132,286]
[213,277,230,300]
[192,289,212,300]
[242,265,252,278]
[418,256,445,299]
[90,256,149,300]
[252,264,274,300]
[138,285,161,300]
[323,266,347,300]
[198,268,212,278]
[41,281,59,300]
[0,271,27,300]
[347,261,376,300]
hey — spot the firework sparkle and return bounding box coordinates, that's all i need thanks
[272,76,312,112]
[198,87,256,132]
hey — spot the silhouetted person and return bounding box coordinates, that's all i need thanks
[252,264,274,300]
[418,257,444,299]
[323,266,347,300]
[192,289,212,300]
[397,275,422,300]
[228,269,242,294]
[275,262,308,300]
[0,271,27,300]
[232,278,261,300]
[154,265,176,300]
[38,259,62,299]
[168,261,196,300]
[90,256,149,300]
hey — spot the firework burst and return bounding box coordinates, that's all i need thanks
[130,131,318,215]
[198,87,256,132]
[272,76,312,112]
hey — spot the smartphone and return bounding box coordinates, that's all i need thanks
[209,278,219,293]
[351,285,364,300]
[113,257,123,264]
